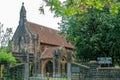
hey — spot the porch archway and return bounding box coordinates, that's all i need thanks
[45,61,53,76]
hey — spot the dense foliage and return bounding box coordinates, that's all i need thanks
[60,8,120,63]
[0,47,16,64]
[0,23,16,64]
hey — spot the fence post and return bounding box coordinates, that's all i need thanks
[24,63,29,80]
[89,60,98,79]
[67,62,71,80]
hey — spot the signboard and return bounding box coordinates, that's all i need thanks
[71,66,80,73]
[97,57,112,64]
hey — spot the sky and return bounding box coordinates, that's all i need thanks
[0,0,61,33]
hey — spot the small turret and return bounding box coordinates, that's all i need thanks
[19,2,27,25]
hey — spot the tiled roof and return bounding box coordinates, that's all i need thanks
[25,21,73,48]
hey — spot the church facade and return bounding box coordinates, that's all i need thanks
[12,3,74,77]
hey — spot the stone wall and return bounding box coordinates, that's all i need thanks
[71,61,120,80]
[98,67,120,78]
[9,63,28,80]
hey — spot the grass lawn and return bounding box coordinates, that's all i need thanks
[30,77,67,80]
[48,77,66,80]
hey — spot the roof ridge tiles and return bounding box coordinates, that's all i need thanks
[26,21,59,32]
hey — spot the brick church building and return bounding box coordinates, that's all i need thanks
[12,3,74,77]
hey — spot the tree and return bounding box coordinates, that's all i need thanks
[0,22,16,78]
[0,22,16,63]
[60,7,120,62]
[0,25,13,47]
[0,47,16,64]
[41,0,120,64]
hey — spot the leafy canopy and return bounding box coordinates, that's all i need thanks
[59,8,120,61]
[0,47,16,64]
[40,0,120,16]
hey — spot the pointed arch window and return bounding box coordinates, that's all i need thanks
[19,36,25,53]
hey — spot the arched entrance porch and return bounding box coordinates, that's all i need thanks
[45,61,53,77]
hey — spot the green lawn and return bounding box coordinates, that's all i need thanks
[48,77,66,80]
[30,77,67,80]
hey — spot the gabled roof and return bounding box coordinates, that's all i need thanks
[25,21,73,48]
[40,47,55,59]
[40,47,63,59]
